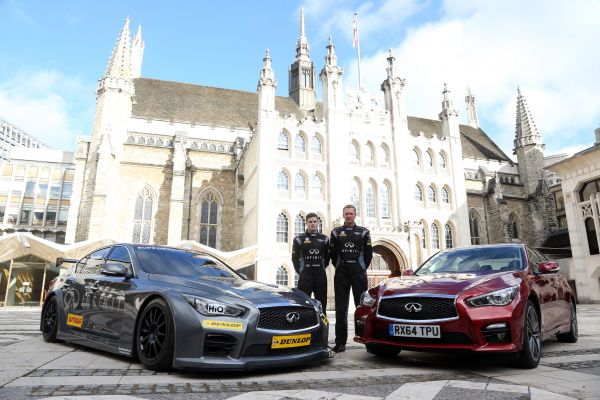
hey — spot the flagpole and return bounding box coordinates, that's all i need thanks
[354,13,362,90]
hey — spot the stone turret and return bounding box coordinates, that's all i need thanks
[131,25,145,79]
[465,87,479,128]
[288,7,316,110]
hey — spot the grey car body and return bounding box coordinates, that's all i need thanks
[40,244,329,371]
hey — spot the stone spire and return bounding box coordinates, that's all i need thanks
[258,49,276,88]
[289,7,316,110]
[324,36,337,66]
[465,87,479,128]
[513,87,543,153]
[439,83,458,118]
[131,25,144,79]
[386,49,396,78]
[295,6,310,61]
[104,18,132,79]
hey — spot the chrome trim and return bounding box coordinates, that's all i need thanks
[376,293,459,323]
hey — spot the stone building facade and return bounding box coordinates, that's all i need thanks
[66,15,560,306]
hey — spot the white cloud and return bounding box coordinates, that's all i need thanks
[0,69,92,150]
[342,0,600,155]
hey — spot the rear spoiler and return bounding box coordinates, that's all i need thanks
[56,257,79,267]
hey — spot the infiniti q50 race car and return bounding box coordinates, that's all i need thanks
[41,244,329,371]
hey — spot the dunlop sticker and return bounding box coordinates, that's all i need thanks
[202,320,244,331]
[66,313,83,328]
[271,333,311,349]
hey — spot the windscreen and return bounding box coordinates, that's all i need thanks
[135,246,239,278]
[416,246,525,276]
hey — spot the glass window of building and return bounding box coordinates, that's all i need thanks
[445,224,453,248]
[366,182,376,218]
[295,173,306,195]
[294,214,305,236]
[295,134,306,155]
[311,174,323,198]
[311,136,322,155]
[278,131,289,150]
[132,187,154,244]
[414,185,423,202]
[276,266,288,286]
[277,171,289,191]
[431,223,440,249]
[428,186,437,203]
[380,184,390,219]
[199,192,218,248]
[276,213,288,243]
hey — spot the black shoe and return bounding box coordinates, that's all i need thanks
[332,343,346,353]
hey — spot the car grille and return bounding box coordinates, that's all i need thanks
[374,329,471,344]
[378,296,457,321]
[203,333,236,357]
[257,306,319,330]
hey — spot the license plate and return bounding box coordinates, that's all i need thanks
[271,333,311,349]
[389,324,441,338]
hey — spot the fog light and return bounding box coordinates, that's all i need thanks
[481,322,510,343]
[355,319,365,337]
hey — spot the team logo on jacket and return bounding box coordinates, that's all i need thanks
[344,242,355,248]
[308,249,320,255]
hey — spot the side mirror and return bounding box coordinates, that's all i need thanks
[101,262,131,277]
[238,273,248,280]
[538,261,560,274]
[402,269,413,277]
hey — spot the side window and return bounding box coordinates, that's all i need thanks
[81,247,111,275]
[526,248,542,274]
[106,246,133,273]
[74,256,89,275]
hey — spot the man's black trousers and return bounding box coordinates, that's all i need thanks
[334,263,368,346]
[297,268,328,311]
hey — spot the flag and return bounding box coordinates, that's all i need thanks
[353,13,359,48]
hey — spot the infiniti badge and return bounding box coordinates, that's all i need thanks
[286,312,300,323]
[405,302,423,313]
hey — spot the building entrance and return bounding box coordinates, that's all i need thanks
[368,245,405,288]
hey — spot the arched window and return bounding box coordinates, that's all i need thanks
[133,187,154,244]
[413,149,420,167]
[311,136,322,155]
[294,214,305,236]
[428,186,437,203]
[585,218,599,255]
[295,173,306,195]
[380,184,390,219]
[350,141,360,162]
[277,170,289,190]
[431,223,440,249]
[366,182,376,218]
[509,213,519,239]
[294,272,299,288]
[276,266,288,286]
[414,185,423,202]
[366,143,375,163]
[278,131,289,150]
[421,227,427,249]
[578,178,600,202]
[295,134,306,155]
[381,144,390,166]
[426,151,433,168]
[311,174,323,198]
[469,209,481,245]
[199,192,219,248]
[276,213,288,243]
[441,187,449,204]
[445,224,453,248]
[351,179,361,215]
[438,152,447,169]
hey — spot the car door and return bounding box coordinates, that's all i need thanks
[526,247,559,332]
[532,248,570,328]
[61,256,88,334]
[88,245,135,342]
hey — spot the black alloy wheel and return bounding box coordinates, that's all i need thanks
[516,300,541,368]
[136,298,174,371]
[557,301,578,343]
[41,297,59,342]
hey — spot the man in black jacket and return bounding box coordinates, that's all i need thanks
[292,213,330,310]
[330,204,372,353]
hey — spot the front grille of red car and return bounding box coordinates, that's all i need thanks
[377,296,457,321]
[257,306,319,330]
[374,329,471,344]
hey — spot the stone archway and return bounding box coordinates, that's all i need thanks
[368,242,407,288]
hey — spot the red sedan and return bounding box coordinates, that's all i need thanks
[354,244,578,368]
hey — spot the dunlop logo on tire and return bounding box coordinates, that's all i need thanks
[271,333,311,349]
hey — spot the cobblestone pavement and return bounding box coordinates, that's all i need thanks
[1,305,599,399]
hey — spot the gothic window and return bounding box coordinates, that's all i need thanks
[316,215,323,234]
[415,185,423,202]
[294,272,299,288]
[277,170,289,191]
[431,223,440,249]
[428,186,437,203]
[278,131,289,150]
[579,178,600,202]
[311,174,323,198]
[294,214,305,236]
[132,187,153,244]
[380,183,390,219]
[276,266,289,286]
[438,152,447,169]
[508,213,519,239]
[413,149,420,167]
[445,224,453,248]
[295,173,306,195]
[469,209,481,245]
[199,192,218,248]
[441,187,450,204]
[351,179,361,216]
[366,143,375,163]
[311,136,322,155]
[426,151,433,168]
[276,213,288,243]
[421,227,427,249]
[295,134,306,155]
[585,218,599,255]
[350,141,360,162]
[381,144,390,167]
[366,182,376,218]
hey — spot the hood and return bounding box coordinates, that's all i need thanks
[380,272,520,296]
[148,274,313,305]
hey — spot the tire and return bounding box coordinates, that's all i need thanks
[366,343,401,358]
[515,300,541,368]
[41,297,59,342]
[136,298,175,371]
[557,301,578,343]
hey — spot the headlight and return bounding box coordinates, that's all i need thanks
[183,294,247,317]
[466,286,519,307]
[359,291,376,307]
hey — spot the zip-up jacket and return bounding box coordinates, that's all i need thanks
[330,224,373,270]
[292,231,330,274]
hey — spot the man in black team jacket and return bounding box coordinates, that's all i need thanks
[330,204,372,353]
[292,213,330,310]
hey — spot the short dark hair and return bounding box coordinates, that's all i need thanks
[305,212,319,222]
[342,204,356,213]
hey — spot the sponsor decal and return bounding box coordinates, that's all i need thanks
[344,242,355,248]
[308,249,320,255]
[322,315,329,325]
[66,313,83,328]
[271,333,312,349]
[202,320,244,331]
[340,232,346,236]
[304,238,311,243]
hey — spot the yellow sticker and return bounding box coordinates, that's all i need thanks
[322,315,329,325]
[271,333,312,349]
[66,313,83,328]
[202,320,244,331]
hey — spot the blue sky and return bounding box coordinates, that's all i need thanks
[1,0,599,157]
